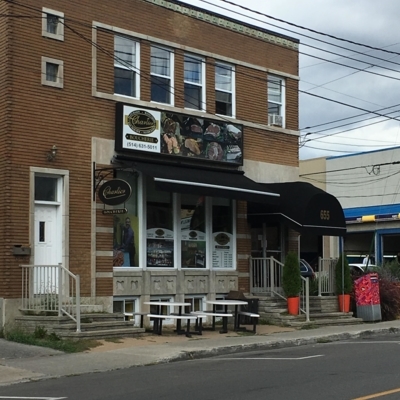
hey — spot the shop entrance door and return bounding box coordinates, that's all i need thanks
[34,204,62,294]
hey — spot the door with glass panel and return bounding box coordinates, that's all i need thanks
[34,176,62,294]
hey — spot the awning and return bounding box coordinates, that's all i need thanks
[247,182,346,236]
[131,161,280,204]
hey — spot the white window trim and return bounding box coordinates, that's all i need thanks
[268,75,286,128]
[150,45,174,106]
[41,56,64,88]
[42,7,64,41]
[114,36,141,99]
[184,54,206,111]
[215,61,236,118]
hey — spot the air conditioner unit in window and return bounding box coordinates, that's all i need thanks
[268,114,283,127]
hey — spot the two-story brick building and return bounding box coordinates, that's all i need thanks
[0,0,346,327]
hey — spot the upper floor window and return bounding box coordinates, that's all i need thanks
[114,36,139,98]
[268,75,285,127]
[41,57,63,88]
[184,54,205,110]
[42,8,64,41]
[215,62,234,117]
[151,46,173,105]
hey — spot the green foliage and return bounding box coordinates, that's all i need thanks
[335,254,352,294]
[33,325,47,339]
[282,251,302,298]
[2,325,101,353]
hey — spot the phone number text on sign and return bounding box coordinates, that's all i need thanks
[127,142,158,151]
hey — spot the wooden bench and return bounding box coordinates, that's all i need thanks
[147,314,197,337]
[237,311,260,333]
[191,311,233,334]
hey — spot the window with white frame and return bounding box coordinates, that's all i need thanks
[215,62,234,117]
[114,36,139,98]
[151,45,173,105]
[42,8,64,41]
[41,57,63,88]
[184,54,205,110]
[184,296,205,314]
[267,75,285,127]
[113,297,138,322]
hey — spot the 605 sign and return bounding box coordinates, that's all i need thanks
[320,210,330,220]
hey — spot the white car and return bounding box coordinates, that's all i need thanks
[349,263,377,276]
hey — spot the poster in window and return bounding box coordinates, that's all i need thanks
[147,228,174,267]
[212,232,233,268]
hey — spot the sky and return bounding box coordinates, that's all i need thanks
[180,0,400,160]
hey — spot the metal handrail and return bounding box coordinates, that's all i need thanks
[250,256,310,320]
[20,264,81,332]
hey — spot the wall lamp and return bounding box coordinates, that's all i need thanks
[46,145,58,161]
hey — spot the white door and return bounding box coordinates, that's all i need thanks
[34,204,61,294]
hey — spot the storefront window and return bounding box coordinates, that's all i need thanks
[113,171,139,267]
[181,194,206,268]
[212,198,234,268]
[146,176,174,268]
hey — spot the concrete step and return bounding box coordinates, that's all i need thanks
[54,321,133,332]
[288,317,364,327]
[57,327,145,339]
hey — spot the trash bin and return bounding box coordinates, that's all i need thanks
[226,290,259,325]
[354,273,381,321]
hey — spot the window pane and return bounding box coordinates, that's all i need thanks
[35,177,57,201]
[212,198,233,268]
[146,176,174,268]
[114,67,136,96]
[113,171,139,267]
[215,65,232,91]
[184,56,202,84]
[268,102,281,115]
[47,14,59,34]
[268,77,282,102]
[184,83,201,109]
[151,75,170,103]
[151,47,170,77]
[115,36,136,66]
[181,194,206,269]
[46,63,58,82]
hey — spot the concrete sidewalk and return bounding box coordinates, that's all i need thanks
[1,320,400,387]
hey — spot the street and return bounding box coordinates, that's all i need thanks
[1,334,400,399]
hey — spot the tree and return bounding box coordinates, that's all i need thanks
[282,251,302,298]
[335,253,352,294]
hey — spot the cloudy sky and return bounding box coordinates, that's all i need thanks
[180,0,400,160]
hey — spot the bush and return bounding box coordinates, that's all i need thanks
[335,254,352,294]
[282,251,302,298]
[379,275,400,321]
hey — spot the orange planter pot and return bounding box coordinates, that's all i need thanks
[338,294,351,313]
[287,296,300,315]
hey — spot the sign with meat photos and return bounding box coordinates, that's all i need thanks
[115,104,244,165]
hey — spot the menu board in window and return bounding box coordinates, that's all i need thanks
[212,232,233,268]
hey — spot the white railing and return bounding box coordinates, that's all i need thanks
[317,258,336,295]
[21,264,81,332]
[250,256,309,321]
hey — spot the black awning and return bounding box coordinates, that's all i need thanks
[132,161,280,204]
[247,182,346,236]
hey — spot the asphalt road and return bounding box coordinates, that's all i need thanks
[1,334,400,399]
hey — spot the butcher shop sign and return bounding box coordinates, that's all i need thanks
[115,103,244,166]
[98,179,132,206]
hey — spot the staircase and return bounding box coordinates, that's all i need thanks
[15,313,145,339]
[253,295,364,328]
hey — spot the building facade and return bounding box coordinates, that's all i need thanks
[0,0,305,325]
[300,147,400,265]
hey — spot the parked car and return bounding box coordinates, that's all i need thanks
[349,263,377,277]
[300,259,315,279]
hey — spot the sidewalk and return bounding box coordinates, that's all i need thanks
[1,320,400,387]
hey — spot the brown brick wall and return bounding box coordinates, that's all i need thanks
[0,0,298,299]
